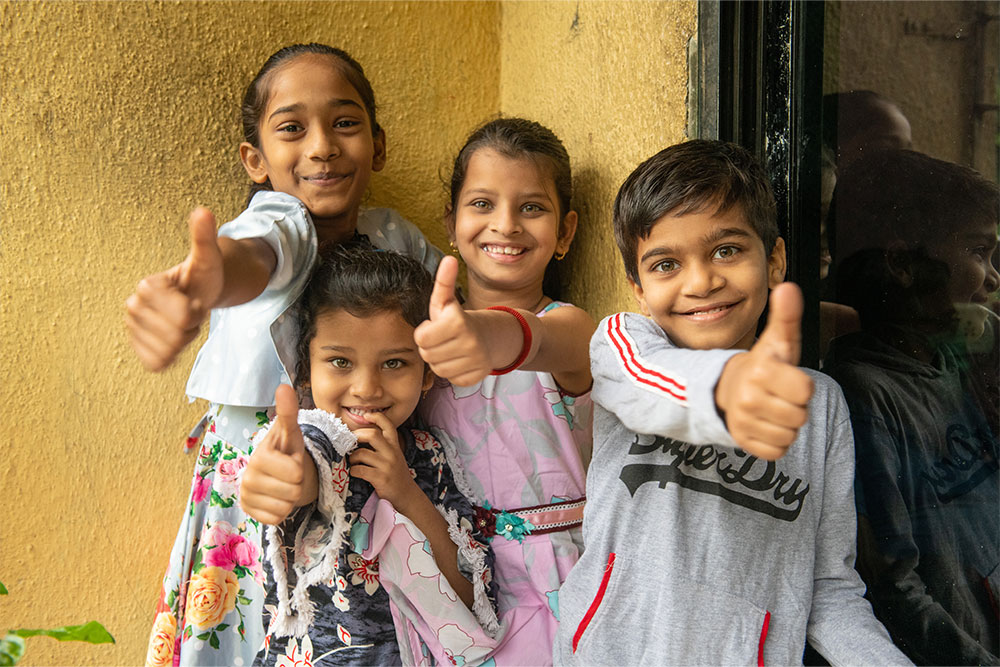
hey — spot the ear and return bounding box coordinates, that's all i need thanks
[240,142,270,184]
[443,203,456,244]
[767,237,788,289]
[629,278,652,317]
[421,366,435,393]
[886,240,914,288]
[371,127,387,172]
[556,210,579,257]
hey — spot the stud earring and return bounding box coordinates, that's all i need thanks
[449,241,459,255]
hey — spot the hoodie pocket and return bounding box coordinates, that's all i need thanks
[570,553,771,665]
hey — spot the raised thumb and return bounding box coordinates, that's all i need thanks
[754,282,803,365]
[272,384,304,455]
[181,207,219,285]
[429,255,459,319]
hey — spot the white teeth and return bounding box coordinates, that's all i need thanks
[347,407,386,415]
[690,306,727,315]
[483,244,524,256]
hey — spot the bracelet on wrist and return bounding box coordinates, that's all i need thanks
[487,306,532,375]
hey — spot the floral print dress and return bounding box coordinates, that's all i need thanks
[252,410,500,666]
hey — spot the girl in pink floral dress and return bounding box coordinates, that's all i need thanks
[415,118,595,664]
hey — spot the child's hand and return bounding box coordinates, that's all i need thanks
[347,411,421,513]
[715,283,815,461]
[240,385,318,525]
[124,207,224,371]
[414,256,496,386]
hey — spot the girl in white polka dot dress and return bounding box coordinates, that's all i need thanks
[129,44,441,667]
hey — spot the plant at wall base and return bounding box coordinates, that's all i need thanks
[0,581,115,666]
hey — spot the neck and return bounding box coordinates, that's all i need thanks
[464,280,550,312]
[312,209,361,245]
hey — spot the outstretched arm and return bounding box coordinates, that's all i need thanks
[593,284,813,460]
[124,207,276,371]
[414,256,595,394]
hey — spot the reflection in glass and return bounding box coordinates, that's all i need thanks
[824,149,999,665]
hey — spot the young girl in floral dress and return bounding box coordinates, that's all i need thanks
[132,44,440,667]
[240,246,498,665]
[415,118,595,664]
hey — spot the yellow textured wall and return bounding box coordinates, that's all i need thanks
[1,2,497,664]
[1,1,692,664]
[500,1,697,319]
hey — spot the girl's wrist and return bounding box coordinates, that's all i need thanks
[486,306,534,374]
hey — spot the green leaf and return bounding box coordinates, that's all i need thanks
[0,634,25,666]
[237,595,251,605]
[165,590,177,608]
[196,631,211,641]
[232,565,249,579]
[183,625,193,641]
[209,631,221,649]
[210,490,234,508]
[215,623,229,632]
[0,581,8,595]
[10,621,114,645]
[256,411,269,426]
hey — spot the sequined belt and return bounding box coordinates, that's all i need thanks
[473,497,586,542]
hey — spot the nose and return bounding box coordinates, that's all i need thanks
[351,366,383,401]
[306,126,339,161]
[984,257,1000,294]
[488,204,521,236]
[683,260,723,297]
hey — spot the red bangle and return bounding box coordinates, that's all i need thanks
[487,306,532,375]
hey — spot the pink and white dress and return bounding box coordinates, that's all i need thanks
[417,302,593,665]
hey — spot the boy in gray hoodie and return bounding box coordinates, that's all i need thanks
[553,140,909,666]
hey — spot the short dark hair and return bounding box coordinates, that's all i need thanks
[833,149,999,326]
[241,43,380,204]
[613,140,779,284]
[294,245,432,388]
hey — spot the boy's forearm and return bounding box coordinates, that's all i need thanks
[214,236,277,308]
[398,489,475,608]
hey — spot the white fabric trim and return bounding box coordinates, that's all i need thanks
[438,505,501,638]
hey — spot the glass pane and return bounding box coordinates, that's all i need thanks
[819,2,1000,664]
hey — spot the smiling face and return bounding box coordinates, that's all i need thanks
[449,148,577,308]
[307,308,432,431]
[630,204,786,350]
[240,53,386,241]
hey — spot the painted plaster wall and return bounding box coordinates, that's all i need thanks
[1,1,692,664]
[1,3,498,664]
[500,1,697,320]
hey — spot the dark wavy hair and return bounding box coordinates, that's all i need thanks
[293,245,432,388]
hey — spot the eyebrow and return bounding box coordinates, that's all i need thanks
[639,227,753,265]
[463,188,553,201]
[268,98,364,122]
[317,345,419,355]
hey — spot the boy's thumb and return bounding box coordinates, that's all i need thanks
[754,282,803,365]
[272,384,304,455]
[429,255,459,319]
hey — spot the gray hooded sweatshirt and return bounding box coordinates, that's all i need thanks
[552,313,910,666]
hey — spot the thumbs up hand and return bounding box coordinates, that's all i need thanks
[240,385,318,525]
[414,256,496,387]
[125,207,224,371]
[714,283,814,461]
